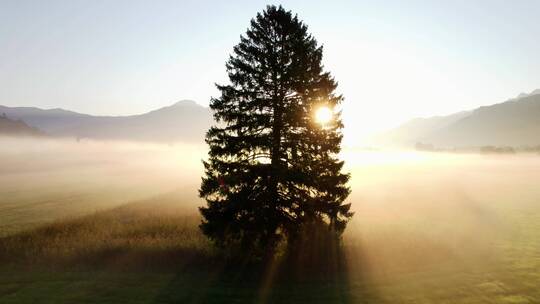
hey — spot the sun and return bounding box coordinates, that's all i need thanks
[315,106,333,125]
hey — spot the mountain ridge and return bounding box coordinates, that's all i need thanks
[0,100,212,143]
[373,89,540,148]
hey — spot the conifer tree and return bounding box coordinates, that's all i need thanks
[199,5,352,254]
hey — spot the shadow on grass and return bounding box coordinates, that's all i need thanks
[154,227,378,303]
[152,247,355,303]
[0,192,378,303]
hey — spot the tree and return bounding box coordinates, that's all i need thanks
[199,5,352,255]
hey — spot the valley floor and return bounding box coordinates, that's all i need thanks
[1,139,540,303]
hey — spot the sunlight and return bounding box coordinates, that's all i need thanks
[315,106,333,125]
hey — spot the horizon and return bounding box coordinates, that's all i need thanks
[0,99,200,115]
[2,1,540,140]
[2,87,539,147]
[3,87,540,116]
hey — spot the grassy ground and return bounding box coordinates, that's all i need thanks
[0,193,358,303]
[1,139,540,303]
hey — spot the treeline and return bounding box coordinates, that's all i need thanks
[415,142,540,154]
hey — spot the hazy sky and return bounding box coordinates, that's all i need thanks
[1,0,539,141]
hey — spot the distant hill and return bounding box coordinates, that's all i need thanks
[0,100,213,143]
[374,89,540,148]
[0,114,44,137]
[373,111,471,147]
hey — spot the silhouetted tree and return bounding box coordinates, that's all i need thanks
[199,5,352,256]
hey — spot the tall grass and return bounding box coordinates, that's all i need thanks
[0,194,213,270]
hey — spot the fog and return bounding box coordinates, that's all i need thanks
[341,149,540,279]
[2,137,540,284]
[2,137,539,225]
[0,137,206,234]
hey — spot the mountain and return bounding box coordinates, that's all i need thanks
[373,111,471,147]
[0,114,44,137]
[0,100,213,143]
[374,89,540,148]
[511,89,540,101]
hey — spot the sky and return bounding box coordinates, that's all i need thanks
[1,0,540,142]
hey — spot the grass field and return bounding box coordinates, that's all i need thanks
[1,138,540,303]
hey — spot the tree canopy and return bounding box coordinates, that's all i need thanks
[199,5,352,255]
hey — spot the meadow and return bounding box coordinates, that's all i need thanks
[1,137,539,303]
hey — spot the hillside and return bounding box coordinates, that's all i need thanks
[0,100,212,143]
[373,111,471,147]
[374,90,540,148]
[423,94,540,147]
[0,115,44,137]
